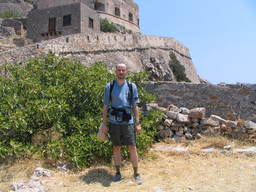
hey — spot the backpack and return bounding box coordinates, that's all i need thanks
[109,80,133,106]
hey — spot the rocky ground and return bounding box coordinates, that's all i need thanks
[1,136,256,192]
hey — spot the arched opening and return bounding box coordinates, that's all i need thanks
[128,12,133,22]
[115,7,120,17]
[94,2,105,12]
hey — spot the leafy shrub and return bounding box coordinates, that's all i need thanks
[0,10,22,19]
[100,18,119,33]
[169,52,191,82]
[0,54,163,167]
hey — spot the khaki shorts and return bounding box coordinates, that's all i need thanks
[109,123,136,146]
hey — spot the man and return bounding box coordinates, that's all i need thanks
[102,63,143,185]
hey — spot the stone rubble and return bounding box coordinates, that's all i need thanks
[10,168,51,192]
[157,104,256,142]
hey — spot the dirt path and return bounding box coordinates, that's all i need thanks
[1,142,256,192]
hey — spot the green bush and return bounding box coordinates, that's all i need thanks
[169,52,191,82]
[0,10,22,19]
[0,54,163,167]
[100,18,119,33]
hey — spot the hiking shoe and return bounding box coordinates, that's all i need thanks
[134,174,143,185]
[112,173,122,182]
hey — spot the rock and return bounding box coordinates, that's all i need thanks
[226,120,238,128]
[33,168,51,178]
[244,120,256,130]
[167,104,180,112]
[189,107,206,120]
[11,180,45,192]
[152,145,188,152]
[0,25,15,36]
[176,113,189,123]
[201,147,220,153]
[195,133,203,139]
[176,130,184,136]
[166,111,178,120]
[235,147,256,154]
[180,107,190,115]
[185,132,193,140]
[210,115,227,123]
[191,122,199,128]
[200,117,219,127]
[163,119,173,127]
[158,129,173,138]
[223,145,232,150]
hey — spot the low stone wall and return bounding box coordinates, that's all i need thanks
[145,82,256,121]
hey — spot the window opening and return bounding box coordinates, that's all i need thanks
[89,17,94,29]
[63,14,72,26]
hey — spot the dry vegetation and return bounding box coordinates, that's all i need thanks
[1,136,256,192]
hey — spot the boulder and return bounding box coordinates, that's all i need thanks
[163,119,173,127]
[176,113,189,123]
[180,107,190,115]
[210,114,227,124]
[244,120,256,130]
[166,111,178,120]
[200,117,219,127]
[167,104,180,112]
[189,107,206,120]
[226,120,238,128]
[158,129,173,138]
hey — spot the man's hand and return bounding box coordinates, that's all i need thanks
[135,124,142,133]
[101,124,108,134]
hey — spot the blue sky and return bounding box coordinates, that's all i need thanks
[135,0,256,84]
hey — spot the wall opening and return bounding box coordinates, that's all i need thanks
[63,14,72,26]
[89,17,94,29]
[128,12,133,22]
[94,2,105,12]
[48,17,56,33]
[115,7,120,16]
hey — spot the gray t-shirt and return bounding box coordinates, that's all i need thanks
[103,80,139,124]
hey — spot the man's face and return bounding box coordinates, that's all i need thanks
[115,64,127,80]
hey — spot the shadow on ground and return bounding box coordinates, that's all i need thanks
[80,168,113,187]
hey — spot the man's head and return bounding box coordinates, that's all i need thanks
[115,63,127,80]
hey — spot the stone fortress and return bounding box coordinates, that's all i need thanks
[27,0,140,42]
[0,0,255,121]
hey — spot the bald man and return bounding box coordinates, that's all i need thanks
[102,63,143,185]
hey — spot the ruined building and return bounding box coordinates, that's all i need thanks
[27,0,140,42]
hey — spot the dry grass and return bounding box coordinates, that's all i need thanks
[1,136,256,192]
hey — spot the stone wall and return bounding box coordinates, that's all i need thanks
[0,33,200,83]
[27,3,100,42]
[145,82,256,120]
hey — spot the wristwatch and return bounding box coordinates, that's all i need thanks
[135,120,141,125]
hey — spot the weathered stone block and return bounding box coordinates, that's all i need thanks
[163,119,173,127]
[180,107,190,115]
[210,114,227,124]
[166,111,178,120]
[189,107,206,120]
[176,113,189,123]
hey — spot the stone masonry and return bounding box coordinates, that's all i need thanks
[26,0,139,42]
[0,33,201,83]
[145,82,256,121]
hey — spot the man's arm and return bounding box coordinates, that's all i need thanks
[133,104,141,132]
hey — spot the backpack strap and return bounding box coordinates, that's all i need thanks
[127,81,133,106]
[109,80,115,103]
